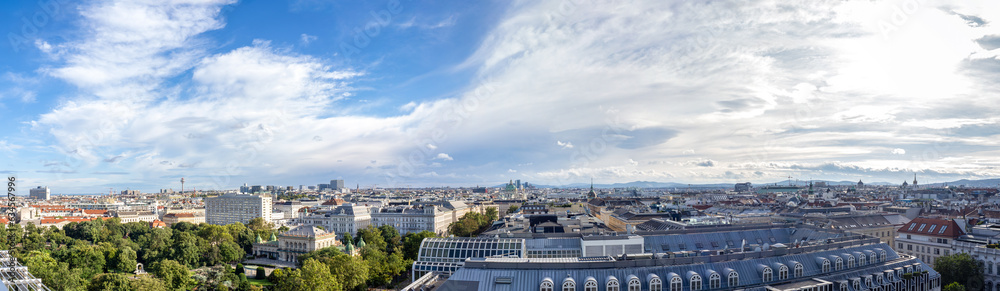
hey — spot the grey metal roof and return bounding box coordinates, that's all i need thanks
[446,242,937,291]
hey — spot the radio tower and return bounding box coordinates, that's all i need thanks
[181,178,185,193]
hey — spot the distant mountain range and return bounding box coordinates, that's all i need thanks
[497,178,1000,189]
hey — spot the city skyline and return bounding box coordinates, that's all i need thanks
[2,0,1000,193]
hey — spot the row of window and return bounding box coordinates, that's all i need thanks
[538,249,890,291]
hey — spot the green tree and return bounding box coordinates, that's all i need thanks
[22,250,86,290]
[152,259,193,291]
[485,207,499,222]
[357,226,387,252]
[63,244,106,280]
[130,276,168,291]
[170,232,200,267]
[402,231,437,260]
[300,258,340,291]
[136,228,173,264]
[88,273,132,291]
[934,253,984,289]
[507,204,519,214]
[378,224,401,253]
[944,282,966,291]
[116,246,138,273]
[326,253,369,290]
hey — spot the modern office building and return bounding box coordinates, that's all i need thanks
[205,193,273,225]
[405,224,942,291]
[331,179,345,190]
[29,186,50,200]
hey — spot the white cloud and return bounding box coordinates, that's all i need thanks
[891,148,906,155]
[26,0,1000,190]
[507,169,516,173]
[556,141,573,149]
[300,33,317,45]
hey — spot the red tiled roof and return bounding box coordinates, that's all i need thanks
[83,210,108,215]
[897,217,965,238]
[39,217,97,224]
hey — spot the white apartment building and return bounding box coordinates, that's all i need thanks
[115,211,158,223]
[895,217,964,265]
[205,193,273,225]
[301,204,371,239]
[371,201,472,236]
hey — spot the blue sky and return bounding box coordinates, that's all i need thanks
[1,0,1000,193]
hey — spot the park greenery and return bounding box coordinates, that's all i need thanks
[933,252,984,291]
[447,207,498,237]
[2,207,506,290]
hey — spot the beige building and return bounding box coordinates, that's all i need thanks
[115,211,158,223]
[163,212,206,226]
[205,193,272,225]
[252,226,341,264]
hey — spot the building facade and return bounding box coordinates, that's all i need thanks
[406,224,942,291]
[252,226,341,264]
[29,186,50,200]
[301,204,371,239]
[205,193,273,225]
[163,212,206,226]
[115,211,158,223]
[895,217,964,265]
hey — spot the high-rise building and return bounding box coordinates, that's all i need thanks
[29,186,50,200]
[735,182,752,192]
[331,179,345,190]
[205,193,273,225]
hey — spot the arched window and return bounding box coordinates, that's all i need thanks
[881,250,887,262]
[690,274,702,291]
[728,271,739,287]
[794,263,803,277]
[540,279,554,291]
[870,253,877,263]
[859,254,866,266]
[709,273,721,289]
[853,279,860,290]
[848,255,855,268]
[628,277,641,291]
[563,279,576,291]
[840,282,848,291]
[822,260,831,273]
[649,276,662,291]
[669,276,681,291]
[866,277,873,288]
[585,278,598,291]
[835,257,843,270]
[762,267,773,282]
[778,265,788,280]
[608,277,620,291]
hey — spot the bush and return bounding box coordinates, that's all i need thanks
[236,263,245,274]
[256,266,266,280]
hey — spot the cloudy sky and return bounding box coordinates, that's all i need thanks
[1,0,999,193]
